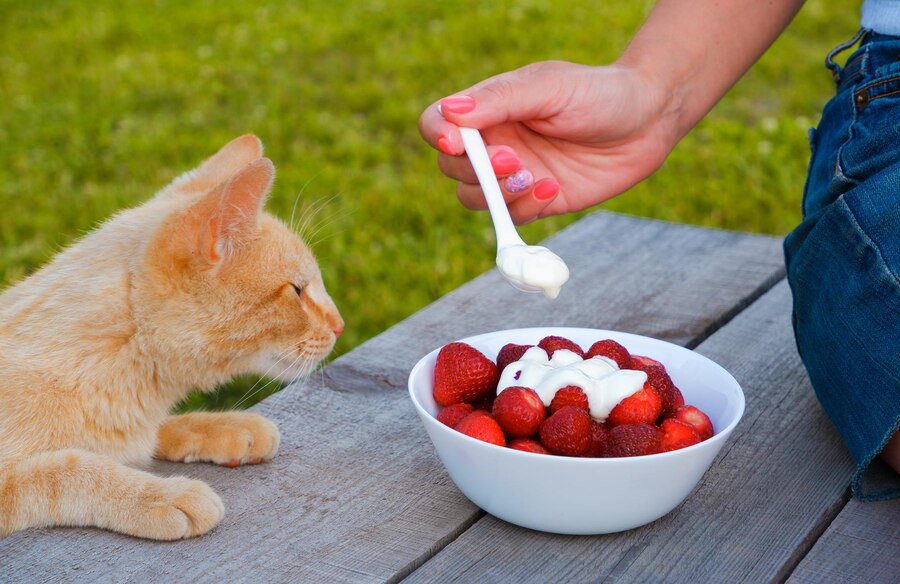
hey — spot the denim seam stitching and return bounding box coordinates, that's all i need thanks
[856,73,900,95]
[834,87,861,186]
[868,87,900,102]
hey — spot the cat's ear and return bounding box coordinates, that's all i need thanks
[189,157,275,264]
[165,134,264,196]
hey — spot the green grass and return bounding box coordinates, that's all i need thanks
[0,0,858,409]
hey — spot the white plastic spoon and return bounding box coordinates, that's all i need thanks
[458,126,570,299]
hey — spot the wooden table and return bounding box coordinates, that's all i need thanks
[3,212,898,583]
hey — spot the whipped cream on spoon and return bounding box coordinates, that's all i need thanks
[457,126,570,299]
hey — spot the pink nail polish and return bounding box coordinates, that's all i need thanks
[437,135,454,155]
[439,95,476,114]
[491,151,521,175]
[504,169,534,193]
[533,179,560,200]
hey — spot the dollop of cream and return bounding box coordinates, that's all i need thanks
[496,244,570,299]
[497,347,647,421]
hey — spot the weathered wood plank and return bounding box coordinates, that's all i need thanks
[0,212,786,583]
[402,281,857,584]
[787,498,900,584]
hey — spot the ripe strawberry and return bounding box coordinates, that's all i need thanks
[508,438,550,455]
[496,343,533,373]
[606,423,661,457]
[606,382,662,426]
[644,366,685,420]
[492,386,546,438]
[433,342,499,407]
[584,419,610,457]
[549,385,590,414]
[659,418,701,452]
[436,403,474,428]
[538,406,592,456]
[537,335,585,358]
[585,339,632,369]
[675,405,714,440]
[454,410,506,447]
[630,355,664,370]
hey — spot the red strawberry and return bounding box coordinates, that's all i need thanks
[496,343,533,373]
[549,385,590,414]
[454,410,506,447]
[644,366,685,420]
[492,386,546,438]
[675,405,714,440]
[584,420,610,457]
[606,423,661,457]
[508,438,551,455]
[538,406,591,456]
[585,339,632,369]
[537,335,584,359]
[630,355,664,370]
[433,342,499,407]
[606,382,662,427]
[436,403,474,428]
[659,418,701,452]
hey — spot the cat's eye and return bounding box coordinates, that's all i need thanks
[292,283,303,299]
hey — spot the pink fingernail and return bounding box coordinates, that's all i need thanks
[491,151,521,175]
[504,169,534,193]
[439,95,476,114]
[437,135,455,155]
[533,179,560,200]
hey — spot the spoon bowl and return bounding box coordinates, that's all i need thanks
[457,127,570,298]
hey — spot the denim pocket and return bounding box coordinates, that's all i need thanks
[840,67,900,185]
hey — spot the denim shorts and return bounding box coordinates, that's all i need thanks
[784,30,900,500]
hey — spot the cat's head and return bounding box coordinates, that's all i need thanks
[138,135,343,386]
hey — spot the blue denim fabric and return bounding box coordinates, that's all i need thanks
[784,31,900,500]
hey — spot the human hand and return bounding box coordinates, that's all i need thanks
[419,60,680,223]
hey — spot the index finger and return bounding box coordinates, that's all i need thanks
[418,101,463,156]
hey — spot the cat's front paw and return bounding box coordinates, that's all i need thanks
[156,412,280,467]
[130,476,225,540]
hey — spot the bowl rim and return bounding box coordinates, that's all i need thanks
[408,326,745,463]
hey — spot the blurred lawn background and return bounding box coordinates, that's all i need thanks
[0,0,858,410]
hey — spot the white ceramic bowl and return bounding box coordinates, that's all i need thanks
[408,327,744,535]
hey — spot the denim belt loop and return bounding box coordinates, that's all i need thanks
[825,28,868,79]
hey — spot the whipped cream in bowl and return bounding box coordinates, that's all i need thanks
[497,346,647,420]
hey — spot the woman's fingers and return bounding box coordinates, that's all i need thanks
[456,176,559,224]
[437,145,521,185]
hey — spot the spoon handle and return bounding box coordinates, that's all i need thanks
[459,127,526,249]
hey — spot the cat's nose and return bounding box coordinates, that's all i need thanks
[333,323,344,338]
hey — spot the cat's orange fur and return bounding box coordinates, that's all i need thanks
[0,135,343,540]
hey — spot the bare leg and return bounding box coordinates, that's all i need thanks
[156,412,280,467]
[0,449,223,540]
[881,428,900,474]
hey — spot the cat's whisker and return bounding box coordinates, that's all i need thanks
[233,353,311,410]
[229,343,307,409]
[305,209,353,250]
[232,342,318,410]
[288,174,321,233]
[295,193,338,241]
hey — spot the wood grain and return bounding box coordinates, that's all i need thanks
[0,212,787,583]
[401,282,860,584]
[787,498,900,584]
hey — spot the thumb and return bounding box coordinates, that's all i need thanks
[438,61,570,129]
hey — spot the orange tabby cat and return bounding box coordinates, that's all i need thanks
[0,135,343,540]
